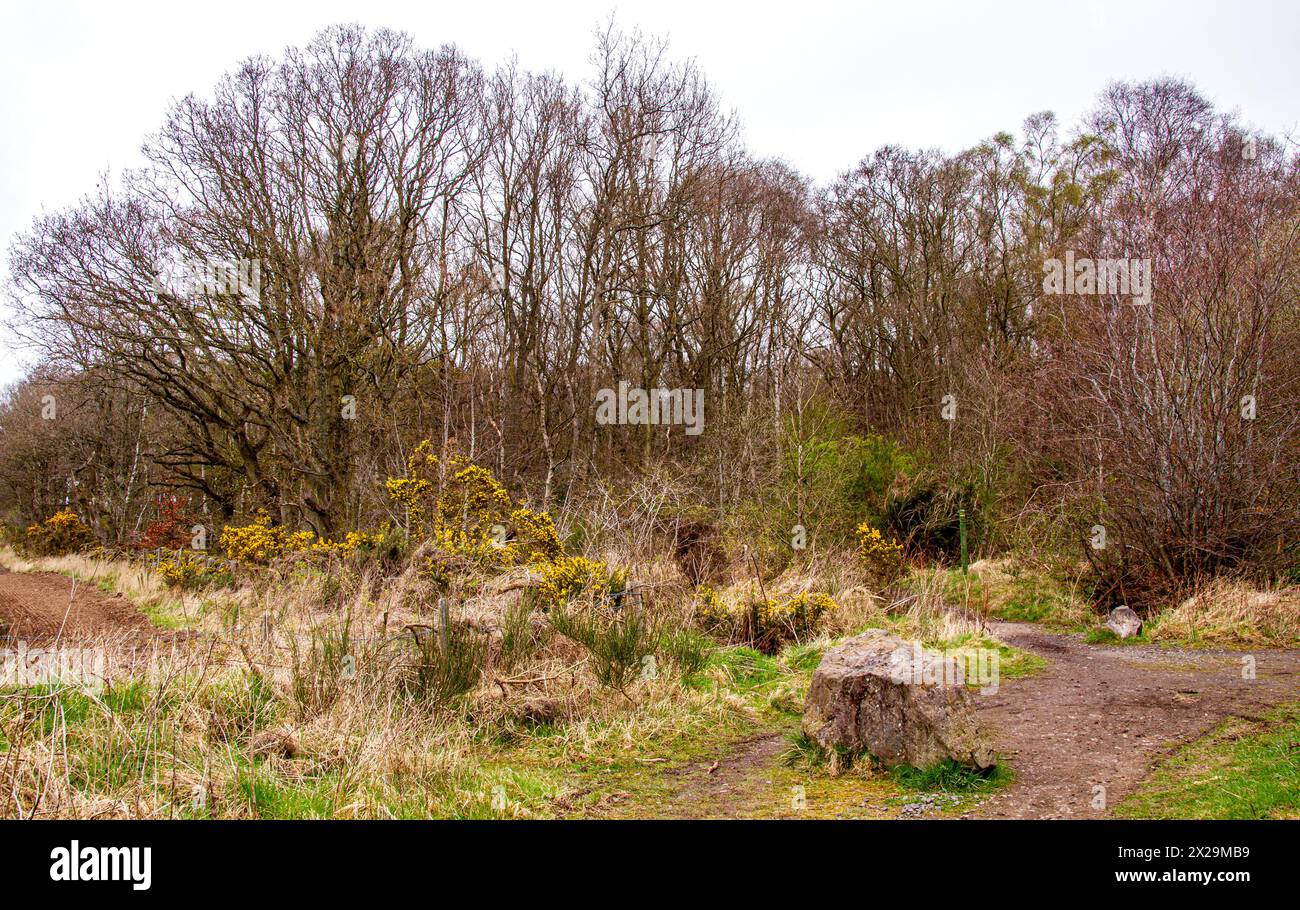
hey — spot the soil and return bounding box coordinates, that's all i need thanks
[656,734,791,818]
[0,566,158,642]
[970,621,1300,818]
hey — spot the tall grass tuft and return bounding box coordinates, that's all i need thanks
[549,605,663,692]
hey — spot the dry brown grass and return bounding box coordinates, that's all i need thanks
[1149,580,1300,648]
[0,541,767,819]
[0,536,1053,819]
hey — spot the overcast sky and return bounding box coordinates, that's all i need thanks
[2,0,1297,387]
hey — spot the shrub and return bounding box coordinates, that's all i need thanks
[694,586,837,653]
[220,512,403,570]
[498,598,549,672]
[24,508,94,556]
[548,604,663,692]
[219,511,313,565]
[535,555,622,610]
[882,479,977,560]
[507,507,563,563]
[856,522,905,584]
[671,518,726,585]
[387,440,563,569]
[306,525,407,564]
[137,494,194,550]
[756,592,839,650]
[401,620,489,706]
[721,417,920,565]
[155,551,233,590]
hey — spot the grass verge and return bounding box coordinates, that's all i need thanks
[1115,703,1300,819]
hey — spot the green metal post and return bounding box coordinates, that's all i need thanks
[959,508,969,575]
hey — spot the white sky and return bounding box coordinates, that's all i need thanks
[2,0,1297,387]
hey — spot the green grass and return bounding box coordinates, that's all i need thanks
[780,734,1013,816]
[926,631,1048,681]
[708,646,783,692]
[1116,703,1300,819]
[1085,627,1149,646]
[140,594,209,630]
[0,600,1034,820]
[780,641,827,673]
[890,757,1013,793]
[915,562,1093,629]
[100,679,151,713]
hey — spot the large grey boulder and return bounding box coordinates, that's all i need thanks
[801,630,995,770]
[1104,605,1142,639]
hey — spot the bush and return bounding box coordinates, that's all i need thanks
[882,478,977,560]
[155,551,233,591]
[548,604,663,692]
[386,440,562,569]
[221,512,405,572]
[856,522,905,584]
[670,518,726,585]
[695,586,837,654]
[729,413,919,558]
[23,508,94,556]
[219,511,313,565]
[402,620,489,706]
[498,599,549,672]
[137,494,195,550]
[535,555,623,610]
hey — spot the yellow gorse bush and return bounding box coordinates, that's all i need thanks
[386,440,563,570]
[536,555,621,609]
[24,508,94,556]
[219,512,391,566]
[694,586,838,647]
[216,442,574,586]
[766,592,839,627]
[155,551,230,589]
[856,521,904,582]
[219,511,300,564]
[508,507,563,563]
[695,585,730,627]
[308,529,390,557]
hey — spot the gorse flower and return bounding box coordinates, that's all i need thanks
[155,551,231,590]
[536,555,621,609]
[856,521,904,582]
[694,586,837,650]
[24,508,93,556]
[217,443,580,601]
[219,511,296,564]
[220,512,397,565]
[385,440,565,571]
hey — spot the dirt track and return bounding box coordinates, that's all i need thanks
[0,566,157,642]
[970,622,1300,818]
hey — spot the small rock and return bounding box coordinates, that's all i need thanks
[1104,606,1142,639]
